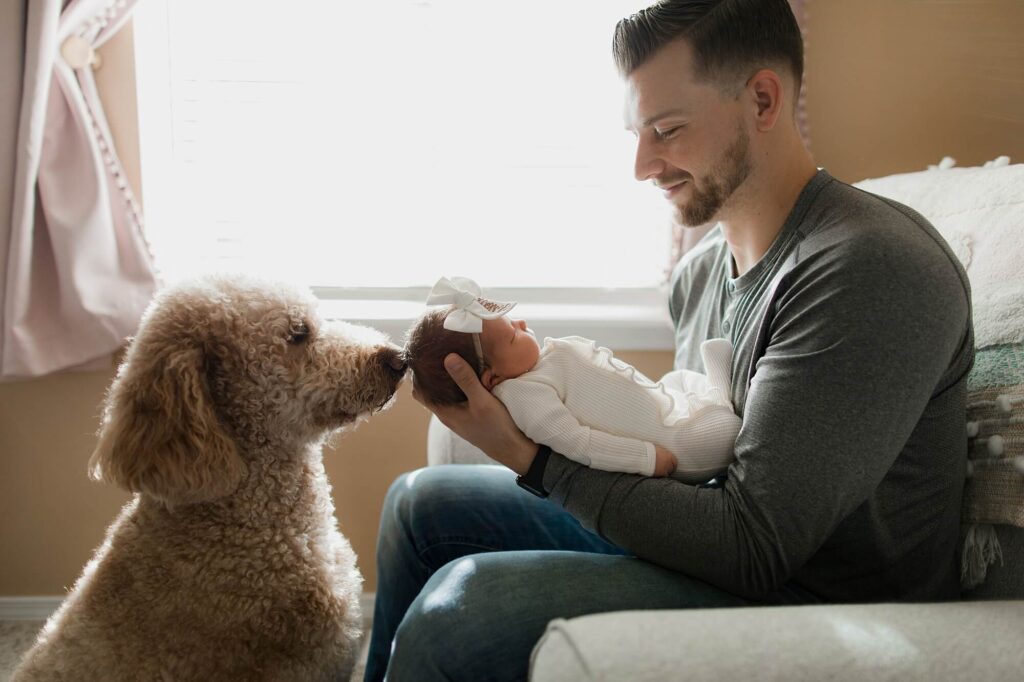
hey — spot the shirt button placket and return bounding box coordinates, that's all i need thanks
[722,281,738,337]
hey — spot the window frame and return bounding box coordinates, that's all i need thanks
[131,0,675,351]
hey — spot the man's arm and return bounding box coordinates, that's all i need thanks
[543,238,972,599]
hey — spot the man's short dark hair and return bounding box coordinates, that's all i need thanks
[613,0,804,94]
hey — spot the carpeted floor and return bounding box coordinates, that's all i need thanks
[0,619,371,682]
[0,621,43,682]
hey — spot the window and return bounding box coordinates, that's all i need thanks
[133,0,674,348]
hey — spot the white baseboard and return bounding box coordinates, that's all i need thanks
[0,597,64,621]
[360,591,375,619]
[0,593,376,623]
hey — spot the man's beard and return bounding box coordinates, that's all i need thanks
[675,126,752,227]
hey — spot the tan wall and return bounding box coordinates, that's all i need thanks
[3,1,1023,597]
[805,0,1024,182]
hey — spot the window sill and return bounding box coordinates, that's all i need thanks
[318,298,676,352]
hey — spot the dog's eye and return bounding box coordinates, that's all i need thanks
[286,322,310,344]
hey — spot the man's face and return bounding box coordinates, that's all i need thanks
[624,39,752,227]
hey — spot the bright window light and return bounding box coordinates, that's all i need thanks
[133,0,671,291]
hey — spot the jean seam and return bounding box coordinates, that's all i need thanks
[417,537,505,558]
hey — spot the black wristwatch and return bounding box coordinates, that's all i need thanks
[516,444,552,498]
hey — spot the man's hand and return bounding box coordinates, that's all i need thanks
[653,445,677,477]
[413,353,539,475]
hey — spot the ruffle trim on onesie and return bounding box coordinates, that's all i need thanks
[537,336,732,428]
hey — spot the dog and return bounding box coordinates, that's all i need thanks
[13,275,406,681]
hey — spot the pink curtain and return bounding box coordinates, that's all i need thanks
[2,0,157,379]
[666,0,811,275]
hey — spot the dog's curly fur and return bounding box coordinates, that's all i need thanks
[12,275,405,681]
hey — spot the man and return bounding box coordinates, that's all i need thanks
[365,1,973,680]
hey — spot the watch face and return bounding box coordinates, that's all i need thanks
[516,475,548,499]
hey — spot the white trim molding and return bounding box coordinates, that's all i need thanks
[0,596,64,621]
[360,592,375,621]
[0,593,376,623]
[317,287,676,352]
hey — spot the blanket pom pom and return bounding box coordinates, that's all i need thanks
[987,435,1005,456]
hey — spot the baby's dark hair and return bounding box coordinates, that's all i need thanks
[404,307,485,405]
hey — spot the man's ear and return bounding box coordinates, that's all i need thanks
[747,68,785,132]
[480,368,504,391]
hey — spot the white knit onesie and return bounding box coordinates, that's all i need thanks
[492,336,741,483]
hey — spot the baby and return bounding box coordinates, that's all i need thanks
[405,276,742,482]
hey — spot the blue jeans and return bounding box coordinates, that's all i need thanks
[364,465,819,682]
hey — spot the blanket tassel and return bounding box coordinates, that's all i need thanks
[961,523,1004,590]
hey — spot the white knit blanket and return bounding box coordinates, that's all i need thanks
[854,158,1024,349]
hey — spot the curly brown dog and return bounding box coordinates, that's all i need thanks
[13,275,405,681]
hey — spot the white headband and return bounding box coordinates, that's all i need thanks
[426,276,517,365]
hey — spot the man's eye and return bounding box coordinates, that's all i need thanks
[655,127,680,140]
[286,322,310,344]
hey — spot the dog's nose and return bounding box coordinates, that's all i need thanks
[377,346,407,375]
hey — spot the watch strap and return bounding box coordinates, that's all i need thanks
[516,444,552,498]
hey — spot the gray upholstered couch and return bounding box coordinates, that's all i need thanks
[426,160,1024,680]
[527,531,1023,681]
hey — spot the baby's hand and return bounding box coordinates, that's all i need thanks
[653,445,677,477]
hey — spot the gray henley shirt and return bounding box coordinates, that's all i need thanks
[541,169,974,602]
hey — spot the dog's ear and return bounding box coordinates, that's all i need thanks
[88,341,245,507]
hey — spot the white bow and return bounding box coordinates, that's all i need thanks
[426,276,516,333]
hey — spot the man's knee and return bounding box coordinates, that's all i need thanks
[384,465,510,526]
[379,469,427,550]
[381,469,416,520]
[388,557,499,678]
[382,467,455,527]
[380,467,481,550]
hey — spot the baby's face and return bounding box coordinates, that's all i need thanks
[480,316,541,382]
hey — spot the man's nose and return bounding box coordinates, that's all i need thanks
[633,136,664,183]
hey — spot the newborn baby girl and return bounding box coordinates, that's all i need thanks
[405,277,741,482]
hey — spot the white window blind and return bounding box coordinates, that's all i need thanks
[133,0,672,292]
